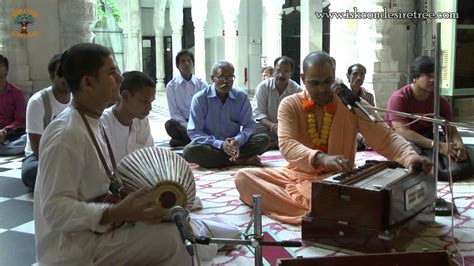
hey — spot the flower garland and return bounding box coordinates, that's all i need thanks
[302,98,336,152]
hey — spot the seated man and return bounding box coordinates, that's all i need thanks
[0,54,26,156]
[21,54,71,189]
[235,52,431,225]
[101,71,155,163]
[386,56,474,181]
[34,43,191,265]
[183,60,271,168]
[165,50,208,147]
[253,56,301,149]
[346,63,375,151]
[261,66,274,80]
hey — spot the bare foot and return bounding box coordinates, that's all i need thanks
[234,155,263,167]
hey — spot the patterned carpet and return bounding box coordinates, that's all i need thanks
[0,148,473,265]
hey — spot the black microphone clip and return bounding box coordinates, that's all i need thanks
[170,205,195,256]
[330,82,376,122]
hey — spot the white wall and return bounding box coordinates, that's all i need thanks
[26,0,61,94]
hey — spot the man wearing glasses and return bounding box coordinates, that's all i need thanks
[183,60,270,168]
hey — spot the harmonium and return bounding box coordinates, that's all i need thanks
[302,161,437,253]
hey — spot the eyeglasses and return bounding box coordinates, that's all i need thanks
[215,75,235,82]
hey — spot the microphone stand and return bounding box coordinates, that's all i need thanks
[193,194,302,266]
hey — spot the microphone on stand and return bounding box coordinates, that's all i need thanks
[170,205,195,256]
[330,82,376,122]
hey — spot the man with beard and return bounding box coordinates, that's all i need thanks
[101,71,155,163]
[346,63,375,150]
[234,52,431,225]
[166,50,208,147]
[21,54,71,189]
[183,60,270,168]
[253,56,301,149]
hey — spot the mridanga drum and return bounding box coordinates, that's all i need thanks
[115,147,196,219]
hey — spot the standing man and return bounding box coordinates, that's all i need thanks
[346,63,375,150]
[34,43,191,265]
[0,54,26,156]
[165,50,208,147]
[183,60,270,168]
[235,52,431,225]
[21,54,71,189]
[253,56,301,149]
[101,71,155,163]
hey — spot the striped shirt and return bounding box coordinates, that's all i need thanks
[0,81,26,130]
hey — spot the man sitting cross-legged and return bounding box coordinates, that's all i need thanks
[234,51,432,225]
[183,60,270,168]
[21,54,71,189]
[34,43,192,265]
[101,71,155,163]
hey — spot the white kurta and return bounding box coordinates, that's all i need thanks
[100,106,154,163]
[34,106,191,266]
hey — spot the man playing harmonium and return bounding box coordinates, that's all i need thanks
[235,51,432,225]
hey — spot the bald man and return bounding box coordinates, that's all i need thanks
[234,51,432,225]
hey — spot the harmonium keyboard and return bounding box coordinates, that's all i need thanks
[302,161,437,253]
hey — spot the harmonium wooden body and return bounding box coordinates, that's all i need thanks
[302,161,437,253]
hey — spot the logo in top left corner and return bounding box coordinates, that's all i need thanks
[10,8,38,39]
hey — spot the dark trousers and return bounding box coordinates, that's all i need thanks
[165,119,191,146]
[255,123,278,150]
[0,134,27,156]
[21,153,38,189]
[183,134,271,168]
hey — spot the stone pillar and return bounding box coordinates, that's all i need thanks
[329,0,358,81]
[262,0,284,65]
[300,0,322,67]
[372,0,412,108]
[191,0,208,80]
[169,0,184,77]
[58,0,96,51]
[154,0,167,92]
[220,0,240,67]
[354,0,379,95]
[119,0,142,71]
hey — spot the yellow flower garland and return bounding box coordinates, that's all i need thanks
[303,99,336,152]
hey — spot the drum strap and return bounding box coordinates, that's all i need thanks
[73,101,122,199]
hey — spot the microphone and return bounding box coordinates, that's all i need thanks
[330,82,376,122]
[170,206,195,256]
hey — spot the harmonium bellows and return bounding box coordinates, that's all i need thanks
[302,161,437,253]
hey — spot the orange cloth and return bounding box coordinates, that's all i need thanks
[235,91,419,224]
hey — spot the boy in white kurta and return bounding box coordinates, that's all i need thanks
[34,43,191,265]
[101,71,155,163]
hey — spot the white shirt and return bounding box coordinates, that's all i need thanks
[25,86,70,154]
[34,106,112,265]
[253,78,301,123]
[166,74,208,128]
[100,106,154,163]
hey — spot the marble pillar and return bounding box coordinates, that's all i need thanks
[191,0,208,80]
[220,0,240,66]
[154,0,167,92]
[301,0,322,68]
[262,0,284,65]
[118,0,142,71]
[58,0,96,51]
[169,0,184,77]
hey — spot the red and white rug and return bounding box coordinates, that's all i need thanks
[190,150,474,266]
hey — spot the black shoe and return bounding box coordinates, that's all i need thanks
[169,138,188,147]
[435,197,458,216]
